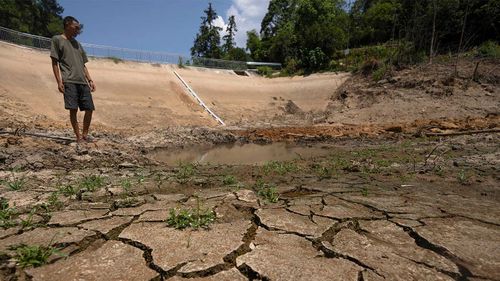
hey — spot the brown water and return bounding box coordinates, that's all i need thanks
[150,143,332,165]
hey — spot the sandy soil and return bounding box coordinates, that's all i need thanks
[0,41,349,131]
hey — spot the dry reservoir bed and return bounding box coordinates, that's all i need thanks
[1,132,499,281]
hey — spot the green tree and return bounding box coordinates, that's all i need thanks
[0,0,64,36]
[295,0,349,69]
[222,15,237,54]
[224,47,249,61]
[191,2,223,59]
[246,30,265,61]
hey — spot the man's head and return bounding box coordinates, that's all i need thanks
[63,16,81,38]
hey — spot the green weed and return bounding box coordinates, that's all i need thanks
[79,175,105,192]
[20,208,37,229]
[175,163,197,183]
[47,192,63,210]
[0,198,17,228]
[12,244,65,268]
[120,179,132,193]
[254,179,280,203]
[262,161,298,176]
[222,175,237,186]
[457,169,470,185]
[166,200,215,230]
[5,177,26,191]
[361,187,369,197]
[58,184,77,197]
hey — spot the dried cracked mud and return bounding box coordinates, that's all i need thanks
[1,132,499,281]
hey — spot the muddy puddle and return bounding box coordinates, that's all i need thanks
[149,142,332,165]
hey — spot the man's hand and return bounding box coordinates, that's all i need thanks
[89,80,96,92]
[58,82,64,94]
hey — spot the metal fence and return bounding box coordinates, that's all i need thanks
[0,26,262,70]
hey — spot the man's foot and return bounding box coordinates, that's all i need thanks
[82,135,96,143]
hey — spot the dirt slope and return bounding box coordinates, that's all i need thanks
[0,41,349,131]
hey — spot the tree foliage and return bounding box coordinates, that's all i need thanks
[191,3,223,59]
[0,0,64,37]
[248,0,499,71]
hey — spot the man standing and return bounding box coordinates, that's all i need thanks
[50,16,96,143]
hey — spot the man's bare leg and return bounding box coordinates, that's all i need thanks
[69,109,81,142]
[82,110,93,141]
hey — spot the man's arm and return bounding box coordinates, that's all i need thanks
[84,65,96,92]
[51,58,64,93]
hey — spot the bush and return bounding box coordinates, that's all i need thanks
[372,63,389,81]
[476,41,500,59]
[106,56,123,64]
[283,57,299,75]
[257,66,273,77]
[361,58,380,75]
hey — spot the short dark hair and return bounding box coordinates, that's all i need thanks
[63,16,79,28]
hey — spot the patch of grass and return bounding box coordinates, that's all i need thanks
[175,163,197,183]
[134,170,146,184]
[57,184,77,197]
[5,177,27,191]
[79,175,105,192]
[262,161,298,176]
[372,63,389,81]
[120,179,132,193]
[154,172,165,188]
[47,192,63,210]
[11,244,64,268]
[254,179,280,203]
[166,200,215,230]
[222,175,237,186]
[106,56,124,64]
[361,187,369,197]
[457,169,471,185]
[0,198,17,228]
[20,208,38,229]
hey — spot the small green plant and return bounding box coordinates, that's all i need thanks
[47,192,63,210]
[361,187,369,197]
[12,244,65,268]
[154,172,164,188]
[58,184,77,197]
[457,169,470,185]
[20,208,38,229]
[222,175,237,186]
[313,164,335,179]
[0,198,17,228]
[120,179,132,193]
[262,161,298,176]
[175,162,197,183]
[372,63,389,81]
[254,179,280,203]
[79,175,105,192]
[135,173,146,184]
[166,199,215,230]
[6,177,26,191]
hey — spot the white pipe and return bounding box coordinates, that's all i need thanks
[173,71,225,126]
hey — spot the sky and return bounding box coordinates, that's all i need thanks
[58,0,270,57]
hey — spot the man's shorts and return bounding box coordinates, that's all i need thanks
[64,83,95,111]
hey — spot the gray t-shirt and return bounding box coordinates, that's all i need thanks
[50,35,89,84]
